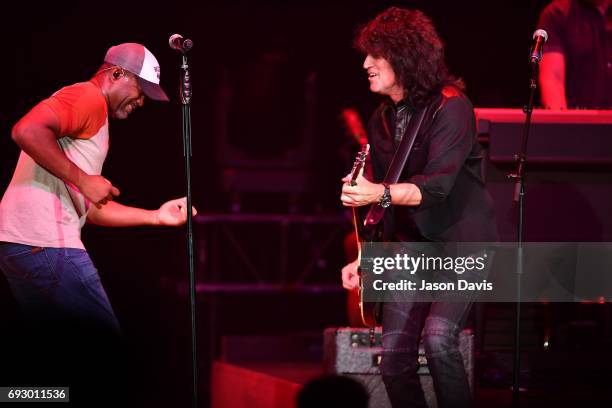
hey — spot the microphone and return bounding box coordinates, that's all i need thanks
[529,29,548,64]
[169,34,193,52]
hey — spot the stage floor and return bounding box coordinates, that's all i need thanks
[211,359,612,408]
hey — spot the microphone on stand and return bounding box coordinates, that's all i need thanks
[169,34,193,53]
[529,29,548,64]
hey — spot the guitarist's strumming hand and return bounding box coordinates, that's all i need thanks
[341,258,360,290]
[341,174,384,207]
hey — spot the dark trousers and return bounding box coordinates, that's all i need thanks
[381,301,473,408]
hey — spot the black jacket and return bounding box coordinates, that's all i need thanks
[368,87,498,242]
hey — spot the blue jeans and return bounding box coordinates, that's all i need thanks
[0,242,120,334]
[0,242,127,405]
[381,301,473,408]
[380,247,493,408]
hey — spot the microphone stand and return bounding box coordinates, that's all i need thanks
[178,50,198,408]
[508,59,539,408]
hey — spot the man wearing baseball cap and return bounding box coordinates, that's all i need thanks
[0,43,195,404]
[104,42,169,103]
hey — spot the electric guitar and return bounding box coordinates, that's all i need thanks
[341,109,380,326]
[346,144,382,327]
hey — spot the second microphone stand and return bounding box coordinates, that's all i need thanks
[508,59,539,408]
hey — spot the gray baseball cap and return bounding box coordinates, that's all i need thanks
[104,43,169,101]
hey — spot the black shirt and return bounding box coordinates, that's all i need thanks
[367,88,498,243]
[538,0,612,109]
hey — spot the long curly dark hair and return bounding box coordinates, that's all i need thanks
[355,7,464,108]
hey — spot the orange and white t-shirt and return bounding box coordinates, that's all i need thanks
[0,81,109,249]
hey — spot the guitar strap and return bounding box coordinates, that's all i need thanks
[358,96,446,326]
[363,103,430,228]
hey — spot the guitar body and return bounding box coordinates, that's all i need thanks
[359,274,380,327]
[353,207,382,327]
[343,229,366,327]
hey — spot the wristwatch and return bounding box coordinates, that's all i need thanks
[379,183,392,208]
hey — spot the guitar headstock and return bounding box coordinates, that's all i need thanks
[349,144,370,186]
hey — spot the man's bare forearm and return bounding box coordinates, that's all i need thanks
[86,201,159,227]
[389,183,422,206]
[539,52,568,109]
[540,79,568,109]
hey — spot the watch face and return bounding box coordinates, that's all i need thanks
[380,187,391,208]
[380,185,391,208]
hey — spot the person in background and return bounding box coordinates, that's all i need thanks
[538,0,611,109]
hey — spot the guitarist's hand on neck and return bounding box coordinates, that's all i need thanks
[341,174,384,207]
[341,174,423,207]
